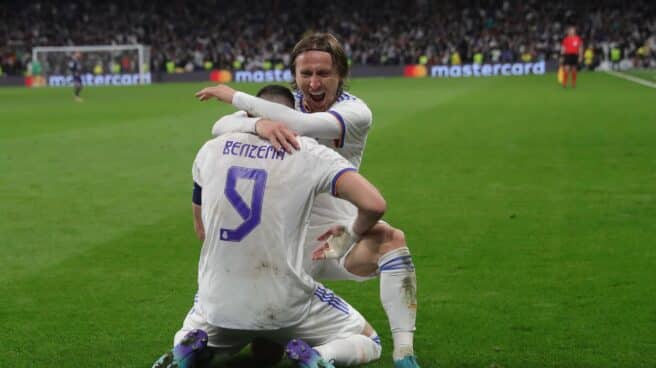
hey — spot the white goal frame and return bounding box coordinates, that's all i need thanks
[32,44,149,85]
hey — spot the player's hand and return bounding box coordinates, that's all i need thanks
[312,224,356,260]
[195,85,235,104]
[255,119,300,153]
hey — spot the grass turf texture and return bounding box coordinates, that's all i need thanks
[623,68,656,82]
[1,72,655,367]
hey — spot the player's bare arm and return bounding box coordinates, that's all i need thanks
[312,171,386,260]
[195,84,236,103]
[192,180,204,242]
[192,203,204,242]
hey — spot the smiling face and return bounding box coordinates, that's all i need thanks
[294,50,340,112]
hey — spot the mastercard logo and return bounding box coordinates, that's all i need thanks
[404,65,427,78]
[210,69,233,83]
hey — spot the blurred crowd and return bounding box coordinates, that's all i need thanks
[1,0,655,76]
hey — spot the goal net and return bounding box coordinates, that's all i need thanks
[31,44,151,87]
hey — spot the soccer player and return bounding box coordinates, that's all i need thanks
[69,52,83,101]
[195,33,420,368]
[191,85,296,244]
[560,26,583,88]
[154,85,385,368]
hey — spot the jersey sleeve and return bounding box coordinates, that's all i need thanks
[328,97,373,148]
[211,110,259,137]
[232,92,342,139]
[301,137,356,195]
[192,141,211,187]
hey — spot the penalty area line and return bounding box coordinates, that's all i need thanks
[605,70,656,89]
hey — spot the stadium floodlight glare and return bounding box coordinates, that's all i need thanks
[32,44,151,86]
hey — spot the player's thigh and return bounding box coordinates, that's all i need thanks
[288,284,367,346]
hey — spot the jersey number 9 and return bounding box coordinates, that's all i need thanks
[221,166,267,242]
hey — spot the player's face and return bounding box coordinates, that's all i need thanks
[294,51,340,112]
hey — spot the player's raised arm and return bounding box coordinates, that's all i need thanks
[233,91,344,138]
[196,85,343,139]
[200,85,301,153]
[210,111,260,137]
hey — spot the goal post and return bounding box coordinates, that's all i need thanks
[32,44,151,87]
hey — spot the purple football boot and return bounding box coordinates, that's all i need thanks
[285,339,335,368]
[152,329,208,368]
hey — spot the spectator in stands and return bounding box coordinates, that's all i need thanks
[1,0,655,76]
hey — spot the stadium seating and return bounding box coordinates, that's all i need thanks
[1,0,654,76]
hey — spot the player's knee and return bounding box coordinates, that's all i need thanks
[364,329,383,362]
[378,226,406,256]
[173,329,188,346]
[370,337,382,361]
[352,332,382,364]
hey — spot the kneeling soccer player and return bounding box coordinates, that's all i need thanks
[152,85,383,368]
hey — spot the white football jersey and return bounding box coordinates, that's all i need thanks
[294,91,373,227]
[295,91,372,168]
[192,133,354,330]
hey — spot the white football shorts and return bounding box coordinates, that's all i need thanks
[173,284,366,352]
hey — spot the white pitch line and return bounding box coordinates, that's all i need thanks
[605,70,656,89]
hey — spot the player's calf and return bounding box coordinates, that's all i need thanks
[344,224,419,365]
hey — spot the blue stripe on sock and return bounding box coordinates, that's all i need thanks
[380,259,411,270]
[379,255,415,272]
[380,263,416,272]
[379,255,412,269]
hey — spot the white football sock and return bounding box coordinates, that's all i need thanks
[378,246,417,361]
[314,333,382,366]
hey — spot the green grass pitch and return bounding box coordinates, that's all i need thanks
[1,72,655,367]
